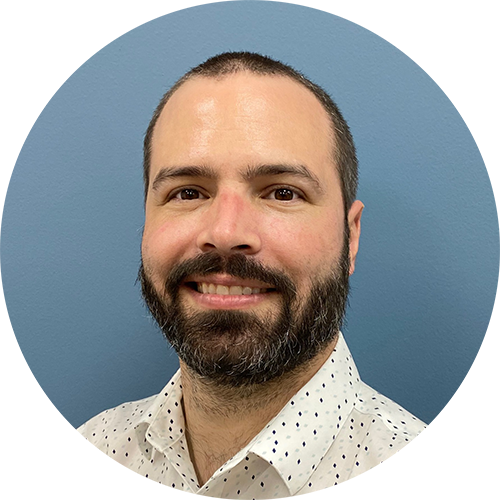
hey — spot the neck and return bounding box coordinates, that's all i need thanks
[179,336,337,485]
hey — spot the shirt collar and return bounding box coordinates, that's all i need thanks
[134,370,185,459]
[135,332,361,495]
[245,332,360,494]
[135,371,202,491]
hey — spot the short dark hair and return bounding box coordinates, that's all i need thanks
[143,52,358,213]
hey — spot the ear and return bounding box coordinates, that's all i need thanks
[347,200,364,275]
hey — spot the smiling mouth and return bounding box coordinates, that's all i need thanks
[184,282,276,295]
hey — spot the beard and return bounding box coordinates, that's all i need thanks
[139,235,351,387]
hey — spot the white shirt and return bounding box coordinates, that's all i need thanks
[78,333,426,497]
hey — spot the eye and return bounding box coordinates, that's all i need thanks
[171,188,207,201]
[265,187,303,201]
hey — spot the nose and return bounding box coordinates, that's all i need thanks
[196,191,262,255]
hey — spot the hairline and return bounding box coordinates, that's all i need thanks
[149,72,338,177]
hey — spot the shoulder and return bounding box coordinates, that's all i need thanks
[77,394,158,449]
[315,382,428,483]
[338,382,427,476]
[355,381,427,438]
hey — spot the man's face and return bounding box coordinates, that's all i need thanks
[141,73,362,384]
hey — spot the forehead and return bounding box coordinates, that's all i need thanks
[150,72,336,180]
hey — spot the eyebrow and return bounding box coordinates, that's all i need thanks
[151,163,325,194]
[243,164,325,194]
[151,165,218,191]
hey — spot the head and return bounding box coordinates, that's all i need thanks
[140,52,363,386]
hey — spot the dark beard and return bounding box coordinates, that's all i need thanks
[139,237,350,387]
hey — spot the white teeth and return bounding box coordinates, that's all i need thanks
[196,283,267,295]
[216,285,229,295]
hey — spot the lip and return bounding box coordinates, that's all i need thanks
[185,286,272,309]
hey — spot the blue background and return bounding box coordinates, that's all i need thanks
[1,1,498,428]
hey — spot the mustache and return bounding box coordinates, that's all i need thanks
[163,252,297,302]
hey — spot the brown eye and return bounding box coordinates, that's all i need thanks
[179,189,200,200]
[274,188,295,201]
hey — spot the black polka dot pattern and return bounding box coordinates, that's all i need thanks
[79,333,426,497]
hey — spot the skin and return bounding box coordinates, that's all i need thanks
[142,72,364,484]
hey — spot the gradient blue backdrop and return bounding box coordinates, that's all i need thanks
[1,1,498,428]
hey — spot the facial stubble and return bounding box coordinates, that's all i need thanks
[139,236,350,387]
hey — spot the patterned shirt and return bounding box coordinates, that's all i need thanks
[78,333,426,498]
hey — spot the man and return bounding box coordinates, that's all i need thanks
[79,52,425,497]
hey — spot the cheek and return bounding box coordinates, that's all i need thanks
[262,213,344,276]
[142,218,194,276]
